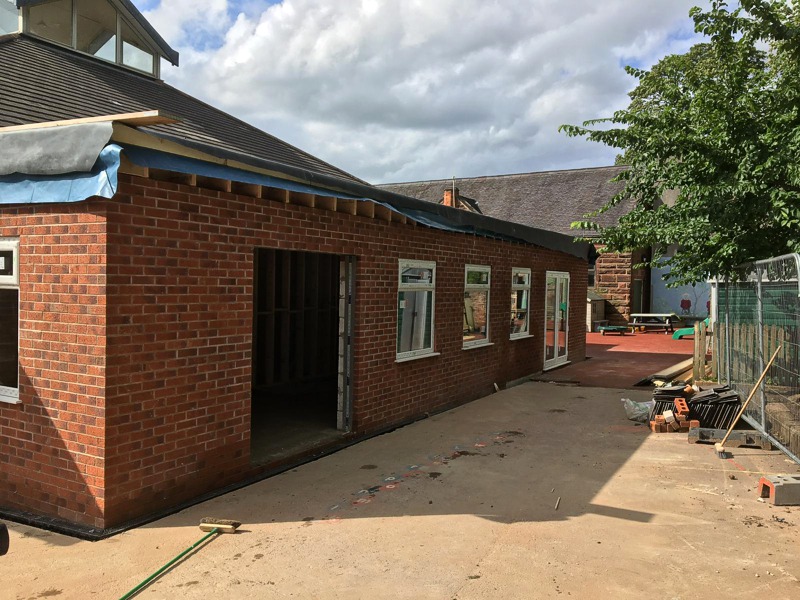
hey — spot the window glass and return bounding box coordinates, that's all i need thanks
[0,289,18,400]
[510,268,531,338]
[29,0,74,47]
[401,265,433,285]
[512,270,530,287]
[397,260,435,358]
[466,270,489,285]
[121,19,154,74]
[0,249,13,278]
[0,0,19,35]
[464,266,490,346]
[76,0,116,62]
[397,290,433,354]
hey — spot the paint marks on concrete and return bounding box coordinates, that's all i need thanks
[318,429,526,519]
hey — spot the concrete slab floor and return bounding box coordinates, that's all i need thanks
[3,382,800,599]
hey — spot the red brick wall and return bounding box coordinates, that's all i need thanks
[594,247,650,325]
[0,203,107,528]
[102,174,585,526]
[2,174,586,529]
[595,249,632,325]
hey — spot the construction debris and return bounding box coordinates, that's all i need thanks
[688,428,773,450]
[648,382,742,433]
[758,475,800,506]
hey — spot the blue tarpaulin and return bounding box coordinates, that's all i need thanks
[120,145,490,238]
[0,144,121,204]
[0,140,587,258]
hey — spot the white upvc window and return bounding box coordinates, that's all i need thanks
[397,260,436,360]
[510,267,531,339]
[0,238,20,403]
[463,264,491,347]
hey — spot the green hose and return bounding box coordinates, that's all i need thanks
[118,527,220,600]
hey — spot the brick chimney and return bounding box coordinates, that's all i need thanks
[443,186,459,208]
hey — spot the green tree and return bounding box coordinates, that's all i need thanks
[560,0,800,285]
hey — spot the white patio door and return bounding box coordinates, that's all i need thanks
[544,271,570,370]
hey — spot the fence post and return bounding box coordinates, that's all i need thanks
[756,265,766,429]
[700,320,707,380]
[725,283,731,386]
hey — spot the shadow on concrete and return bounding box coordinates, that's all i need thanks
[146,382,657,531]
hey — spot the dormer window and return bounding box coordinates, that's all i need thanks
[29,0,72,46]
[76,0,117,62]
[121,18,153,72]
[1,0,20,35]
[19,0,173,77]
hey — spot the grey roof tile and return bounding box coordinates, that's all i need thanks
[379,166,634,237]
[0,34,366,185]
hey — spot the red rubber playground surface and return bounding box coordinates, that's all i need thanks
[535,331,694,389]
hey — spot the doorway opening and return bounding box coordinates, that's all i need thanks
[544,271,570,370]
[251,249,353,464]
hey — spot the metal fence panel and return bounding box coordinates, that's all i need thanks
[716,253,800,465]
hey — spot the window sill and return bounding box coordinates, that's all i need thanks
[462,342,494,350]
[0,390,21,405]
[510,334,534,341]
[543,360,571,372]
[395,352,441,364]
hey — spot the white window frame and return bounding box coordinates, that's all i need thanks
[23,0,160,76]
[510,267,532,340]
[0,238,20,403]
[396,259,436,361]
[463,264,491,348]
[0,238,19,287]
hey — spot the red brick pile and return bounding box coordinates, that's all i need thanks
[648,383,741,433]
[650,395,701,433]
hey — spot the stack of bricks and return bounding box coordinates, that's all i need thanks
[650,397,701,433]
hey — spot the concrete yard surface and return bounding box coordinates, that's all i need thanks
[4,382,800,599]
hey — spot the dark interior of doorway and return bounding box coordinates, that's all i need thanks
[251,249,343,465]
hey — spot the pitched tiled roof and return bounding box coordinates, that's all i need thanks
[0,34,366,185]
[379,166,633,237]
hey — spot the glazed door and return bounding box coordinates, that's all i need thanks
[544,272,570,370]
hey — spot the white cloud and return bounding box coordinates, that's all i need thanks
[143,0,705,183]
[143,0,231,48]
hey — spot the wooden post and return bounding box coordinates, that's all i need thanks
[699,320,707,380]
[693,321,702,381]
[709,321,717,380]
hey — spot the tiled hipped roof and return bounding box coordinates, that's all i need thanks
[379,166,633,237]
[0,34,366,185]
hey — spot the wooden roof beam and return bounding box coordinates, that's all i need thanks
[336,198,357,216]
[232,181,262,198]
[0,110,179,133]
[374,204,393,222]
[316,196,337,212]
[356,200,375,219]
[290,191,316,208]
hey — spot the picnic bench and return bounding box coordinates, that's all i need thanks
[628,313,678,334]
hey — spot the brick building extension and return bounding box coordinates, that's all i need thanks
[0,1,588,536]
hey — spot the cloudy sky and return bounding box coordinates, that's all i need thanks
[139,0,705,184]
